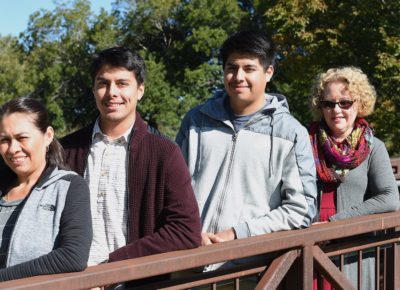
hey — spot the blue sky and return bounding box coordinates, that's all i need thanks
[0,0,112,37]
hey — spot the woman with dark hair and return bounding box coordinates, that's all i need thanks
[309,67,399,289]
[0,97,92,281]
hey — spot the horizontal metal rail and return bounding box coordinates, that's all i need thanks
[0,211,399,289]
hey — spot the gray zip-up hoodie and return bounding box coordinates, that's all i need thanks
[177,92,317,242]
[0,166,92,281]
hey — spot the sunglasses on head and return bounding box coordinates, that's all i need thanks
[320,100,355,109]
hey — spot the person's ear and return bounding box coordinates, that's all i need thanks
[45,126,54,147]
[265,65,274,82]
[137,83,145,102]
[92,84,97,99]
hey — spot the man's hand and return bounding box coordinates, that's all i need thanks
[201,228,236,246]
[201,232,223,246]
[312,221,328,225]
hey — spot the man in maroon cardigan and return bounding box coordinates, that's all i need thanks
[61,47,201,272]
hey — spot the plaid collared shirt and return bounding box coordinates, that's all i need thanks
[85,119,132,265]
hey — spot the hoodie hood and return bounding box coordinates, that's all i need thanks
[35,166,77,190]
[200,90,292,176]
[0,165,75,196]
[200,90,291,125]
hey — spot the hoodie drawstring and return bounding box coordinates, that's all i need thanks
[269,114,274,177]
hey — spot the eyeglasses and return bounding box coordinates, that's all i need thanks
[320,100,355,110]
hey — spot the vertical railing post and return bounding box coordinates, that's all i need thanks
[391,241,399,290]
[303,244,314,290]
[385,241,400,290]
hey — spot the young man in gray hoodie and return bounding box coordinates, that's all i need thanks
[176,31,317,270]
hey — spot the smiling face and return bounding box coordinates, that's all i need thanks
[224,52,273,115]
[93,65,145,135]
[321,81,359,141]
[0,113,53,181]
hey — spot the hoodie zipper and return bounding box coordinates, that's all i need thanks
[208,131,238,233]
[207,111,276,234]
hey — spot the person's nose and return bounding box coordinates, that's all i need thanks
[8,139,21,154]
[108,82,119,97]
[332,103,341,112]
[234,68,245,82]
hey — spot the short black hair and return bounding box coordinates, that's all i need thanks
[220,31,276,70]
[90,47,146,85]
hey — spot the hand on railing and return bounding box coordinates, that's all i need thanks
[201,228,236,246]
[87,283,125,290]
[312,221,329,225]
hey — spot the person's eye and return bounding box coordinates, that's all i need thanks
[18,136,29,141]
[96,81,108,88]
[320,100,336,109]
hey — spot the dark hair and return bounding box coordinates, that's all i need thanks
[220,31,277,70]
[90,46,146,85]
[0,97,66,169]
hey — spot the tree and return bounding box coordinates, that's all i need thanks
[0,0,398,154]
[19,0,120,134]
[0,36,33,103]
[239,0,400,154]
[113,0,244,135]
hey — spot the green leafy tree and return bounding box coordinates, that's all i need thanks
[20,0,93,133]
[241,0,400,154]
[18,0,120,134]
[112,0,244,136]
[0,0,398,154]
[0,36,33,103]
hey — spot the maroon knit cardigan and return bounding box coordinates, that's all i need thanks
[61,113,201,262]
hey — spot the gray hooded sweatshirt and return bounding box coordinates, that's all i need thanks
[0,166,92,281]
[177,92,317,250]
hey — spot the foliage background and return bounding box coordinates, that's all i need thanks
[0,0,399,155]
